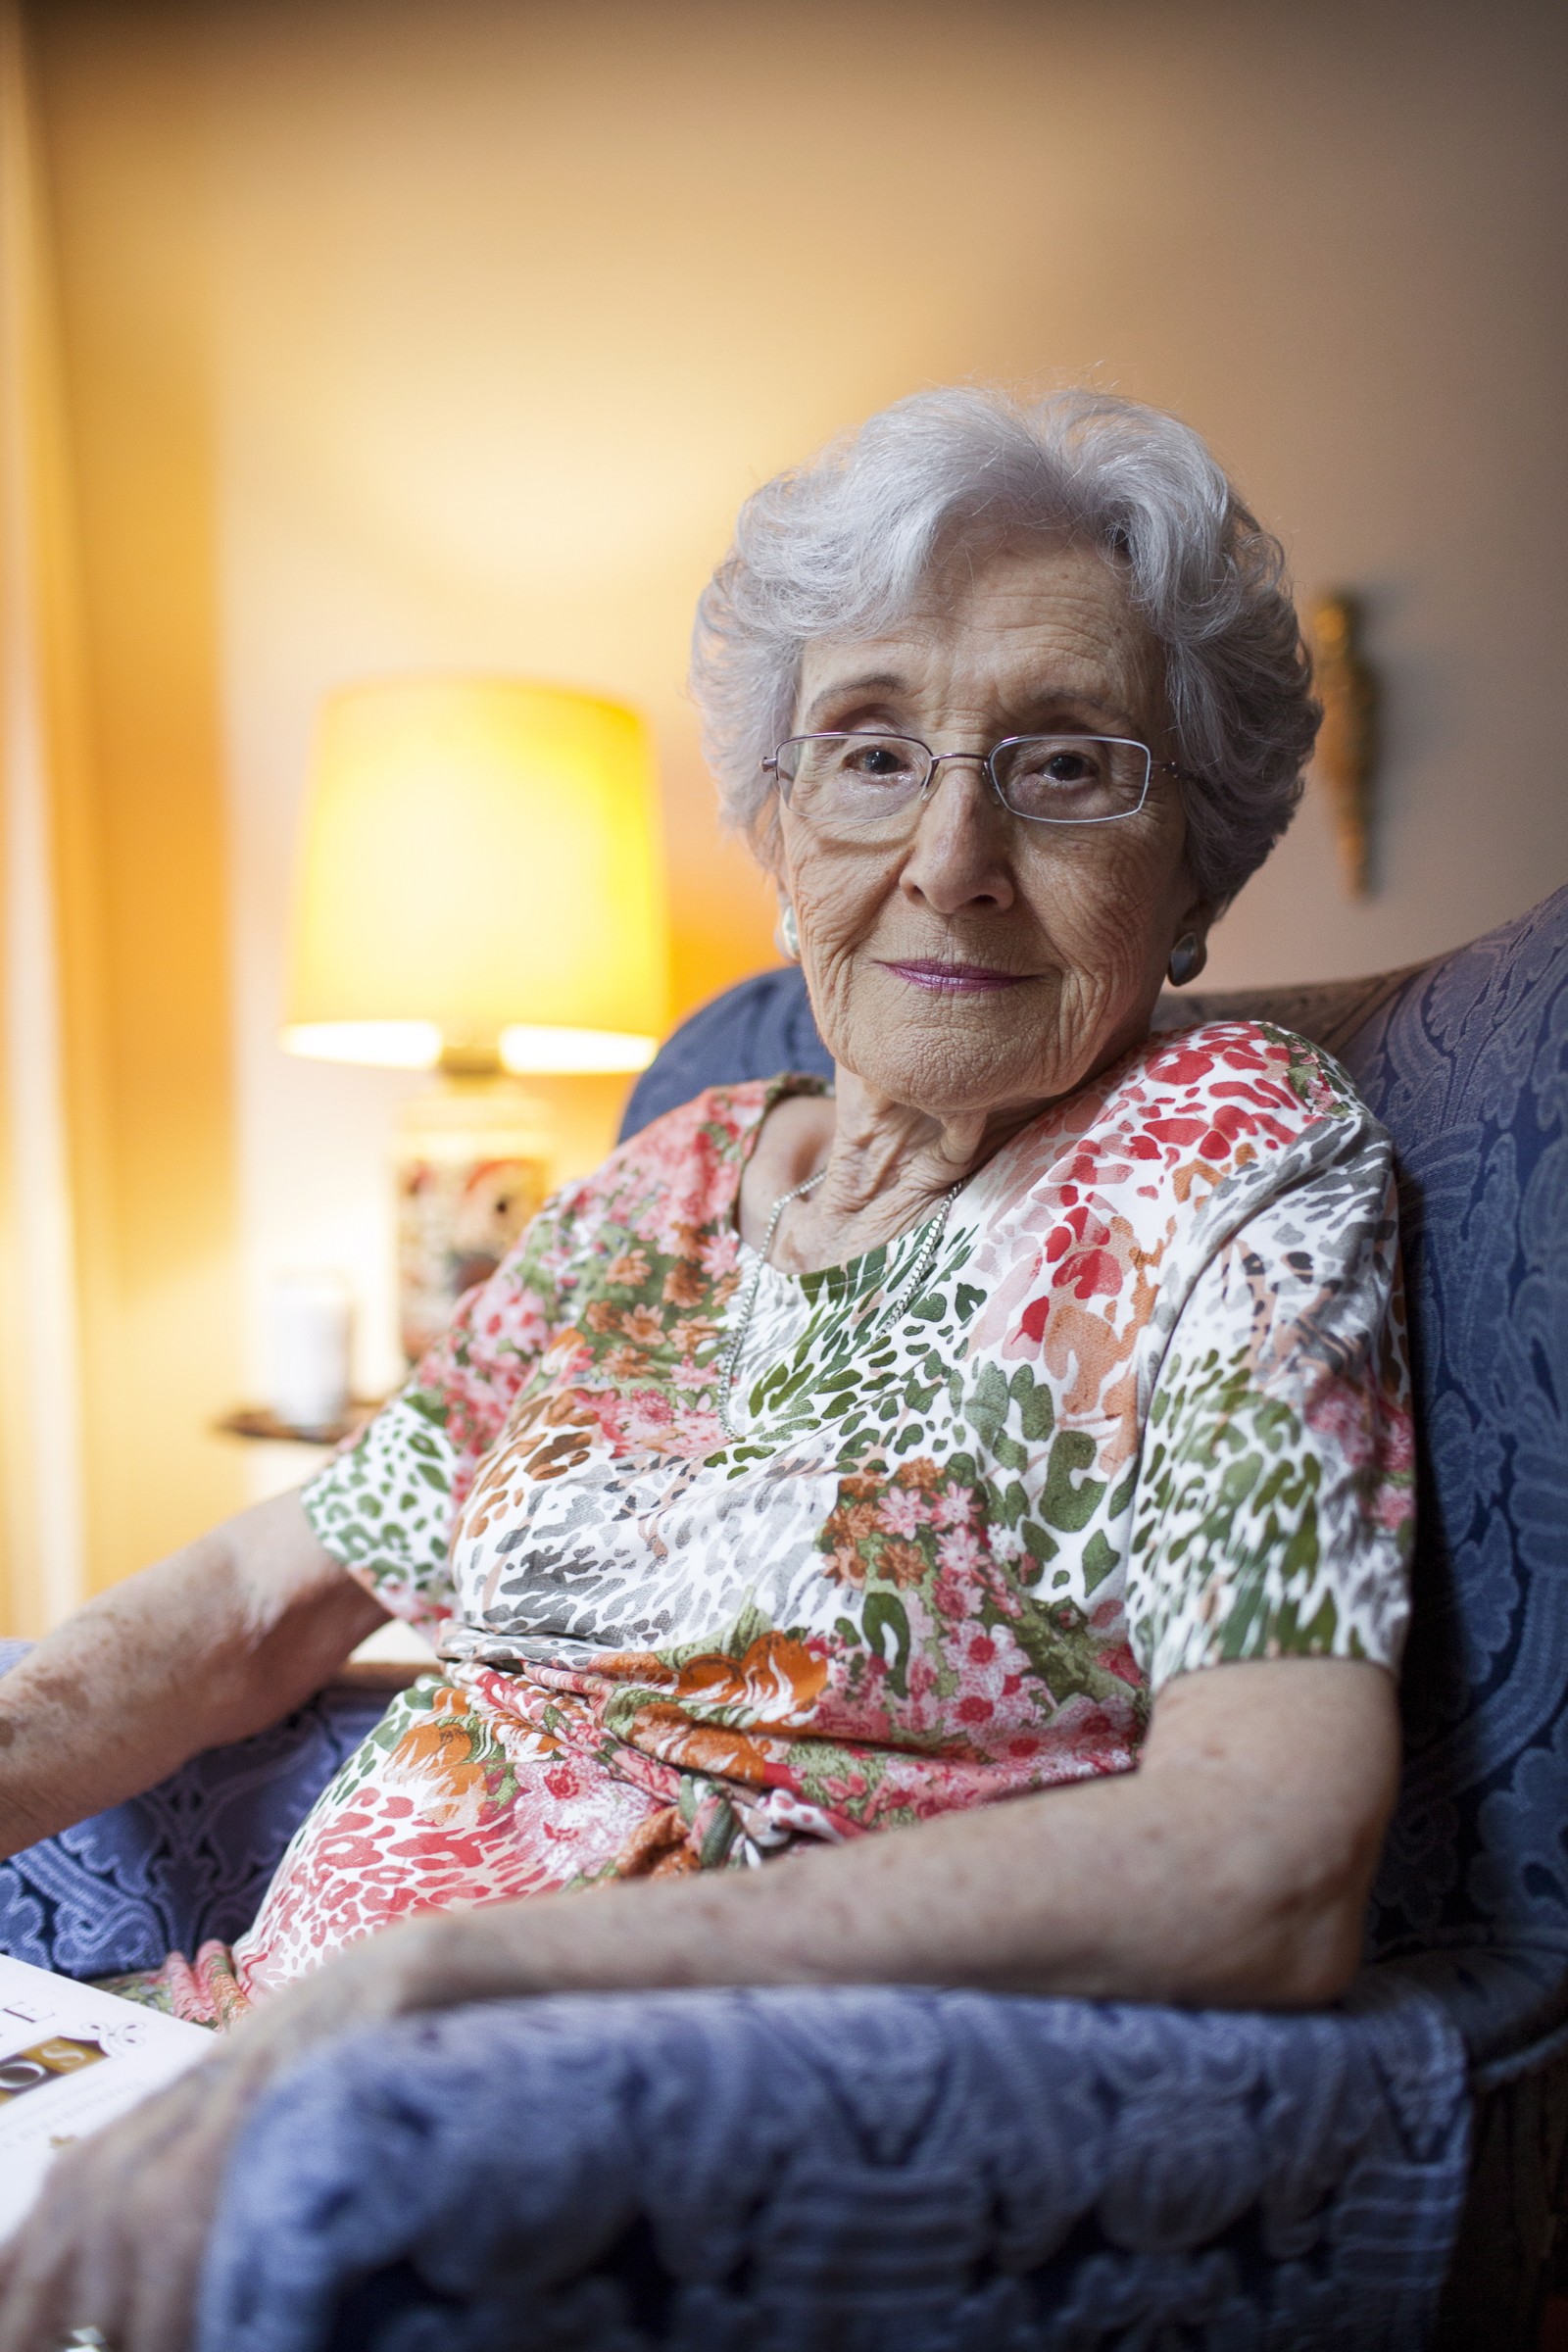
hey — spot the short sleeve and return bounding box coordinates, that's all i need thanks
[1125,1116,1414,1690]
[301,1199,572,1639]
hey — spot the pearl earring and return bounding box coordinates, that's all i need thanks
[777,901,802,960]
[1167,933,1204,988]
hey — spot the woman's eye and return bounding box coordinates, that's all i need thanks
[845,744,910,778]
[1043,753,1096,785]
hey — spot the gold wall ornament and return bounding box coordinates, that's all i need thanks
[1308,592,1379,899]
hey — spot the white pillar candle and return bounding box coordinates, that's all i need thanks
[265,1270,353,1436]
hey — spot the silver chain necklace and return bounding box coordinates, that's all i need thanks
[717,1168,964,1442]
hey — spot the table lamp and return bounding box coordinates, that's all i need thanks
[282,676,668,1362]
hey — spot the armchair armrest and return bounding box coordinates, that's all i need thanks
[200,1970,1470,2352]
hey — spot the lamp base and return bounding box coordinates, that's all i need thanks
[395,1077,554,1364]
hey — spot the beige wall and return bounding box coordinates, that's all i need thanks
[25,0,1568,1510]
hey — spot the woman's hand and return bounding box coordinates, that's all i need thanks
[0,1919,452,2352]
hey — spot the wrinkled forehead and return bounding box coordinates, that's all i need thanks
[792,528,1164,740]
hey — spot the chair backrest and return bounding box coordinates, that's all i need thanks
[1338,890,1568,2058]
[624,889,1568,2061]
[620,964,834,1135]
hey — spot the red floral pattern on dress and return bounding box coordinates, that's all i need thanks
[172,1020,1418,2018]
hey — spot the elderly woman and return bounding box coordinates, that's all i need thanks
[0,387,1410,2348]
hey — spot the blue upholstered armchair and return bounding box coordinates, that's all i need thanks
[2,885,1565,2350]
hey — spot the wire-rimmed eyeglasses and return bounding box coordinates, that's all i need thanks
[764,731,1198,832]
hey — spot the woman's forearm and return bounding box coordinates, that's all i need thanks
[0,1493,385,1858]
[383,1655,1400,2017]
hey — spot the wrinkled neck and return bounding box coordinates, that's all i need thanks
[765,1070,1038,1275]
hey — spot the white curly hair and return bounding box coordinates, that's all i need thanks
[690,385,1318,907]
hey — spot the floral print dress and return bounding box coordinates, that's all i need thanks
[154,1021,1414,2022]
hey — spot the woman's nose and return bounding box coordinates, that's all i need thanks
[899,759,1016,915]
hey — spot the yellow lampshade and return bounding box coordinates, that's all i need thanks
[282,676,668,1073]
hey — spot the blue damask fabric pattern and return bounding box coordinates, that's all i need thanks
[199,1973,1469,2352]
[1346,888,1568,2063]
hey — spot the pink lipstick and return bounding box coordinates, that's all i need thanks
[879,959,1030,997]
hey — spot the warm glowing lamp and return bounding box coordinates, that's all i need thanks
[284,676,667,1076]
[282,676,668,1358]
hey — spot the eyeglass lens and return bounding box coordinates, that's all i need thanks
[775,734,1152,828]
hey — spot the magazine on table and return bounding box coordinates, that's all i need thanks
[0,1955,213,2240]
